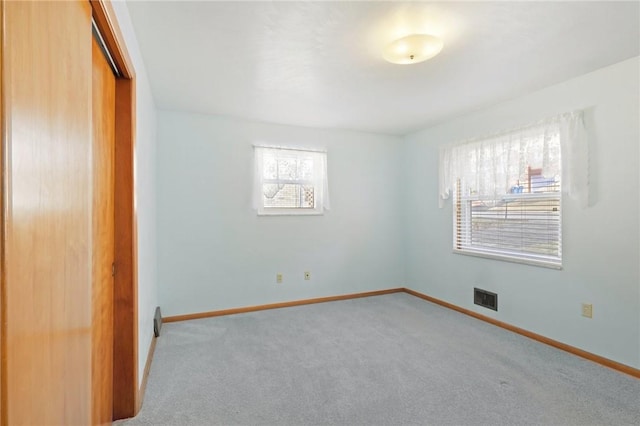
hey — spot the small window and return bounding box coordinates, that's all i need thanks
[253,146,329,215]
[438,112,587,269]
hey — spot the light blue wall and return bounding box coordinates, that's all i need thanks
[156,112,404,317]
[402,57,640,369]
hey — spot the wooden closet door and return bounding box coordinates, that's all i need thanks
[92,36,116,425]
[2,1,93,424]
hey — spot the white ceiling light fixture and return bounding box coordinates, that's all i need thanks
[383,34,443,65]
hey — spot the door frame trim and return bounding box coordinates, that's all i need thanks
[90,0,139,419]
[0,2,4,422]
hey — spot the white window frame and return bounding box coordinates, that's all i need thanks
[438,111,589,270]
[454,185,562,269]
[253,145,329,216]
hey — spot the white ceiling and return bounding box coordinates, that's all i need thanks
[126,1,640,136]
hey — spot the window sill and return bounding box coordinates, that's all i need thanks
[453,249,562,270]
[257,208,324,216]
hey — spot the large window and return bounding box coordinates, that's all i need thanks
[455,164,562,267]
[440,111,588,269]
[253,146,330,215]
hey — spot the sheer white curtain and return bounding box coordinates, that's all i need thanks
[252,147,266,210]
[252,145,330,211]
[439,110,588,208]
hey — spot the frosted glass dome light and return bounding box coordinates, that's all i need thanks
[383,34,443,65]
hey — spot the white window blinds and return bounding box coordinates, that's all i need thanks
[455,176,562,267]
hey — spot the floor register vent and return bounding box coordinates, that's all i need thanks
[474,288,498,311]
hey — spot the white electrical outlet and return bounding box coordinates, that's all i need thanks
[304,271,311,280]
[276,273,283,284]
[581,303,593,318]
